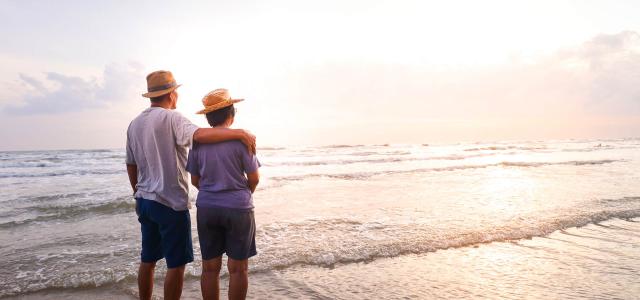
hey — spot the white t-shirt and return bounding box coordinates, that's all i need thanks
[126,107,199,211]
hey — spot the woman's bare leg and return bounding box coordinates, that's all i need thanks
[227,258,249,300]
[201,256,223,300]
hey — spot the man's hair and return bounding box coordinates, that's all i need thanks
[150,93,170,103]
[205,105,235,127]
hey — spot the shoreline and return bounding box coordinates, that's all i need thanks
[7,217,639,299]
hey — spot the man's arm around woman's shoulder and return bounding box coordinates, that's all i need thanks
[193,128,256,154]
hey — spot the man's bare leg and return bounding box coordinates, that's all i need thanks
[227,258,249,300]
[164,265,186,300]
[138,261,156,300]
[201,256,223,300]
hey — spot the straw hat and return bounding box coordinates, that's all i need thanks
[196,89,244,114]
[142,70,181,98]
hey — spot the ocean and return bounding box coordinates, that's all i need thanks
[1,139,639,299]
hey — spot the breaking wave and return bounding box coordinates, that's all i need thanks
[270,159,622,182]
[3,201,638,297]
[0,198,135,229]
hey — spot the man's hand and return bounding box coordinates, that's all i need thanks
[238,129,256,154]
[126,164,138,196]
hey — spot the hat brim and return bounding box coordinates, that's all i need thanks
[196,99,244,114]
[142,84,181,98]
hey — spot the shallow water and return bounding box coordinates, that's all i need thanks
[1,138,639,298]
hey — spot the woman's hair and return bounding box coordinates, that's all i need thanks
[205,105,235,127]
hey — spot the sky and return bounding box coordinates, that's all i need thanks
[1,0,639,150]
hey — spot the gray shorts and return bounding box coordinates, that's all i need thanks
[196,206,257,260]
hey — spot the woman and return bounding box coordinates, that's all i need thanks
[186,88,260,300]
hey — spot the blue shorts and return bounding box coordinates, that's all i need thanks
[197,206,257,260]
[136,198,194,268]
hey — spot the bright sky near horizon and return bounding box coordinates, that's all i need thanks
[1,0,640,150]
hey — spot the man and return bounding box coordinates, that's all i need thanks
[125,70,256,300]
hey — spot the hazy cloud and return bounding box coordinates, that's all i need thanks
[4,62,145,115]
[581,31,640,114]
[277,31,640,122]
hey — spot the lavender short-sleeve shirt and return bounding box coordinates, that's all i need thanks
[186,140,260,209]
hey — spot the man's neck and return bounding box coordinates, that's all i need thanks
[150,102,172,109]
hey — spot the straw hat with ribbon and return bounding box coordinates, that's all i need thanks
[196,89,244,114]
[142,70,181,98]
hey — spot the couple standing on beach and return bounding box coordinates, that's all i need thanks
[125,70,260,300]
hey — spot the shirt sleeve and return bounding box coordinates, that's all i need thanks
[125,128,136,165]
[171,111,199,147]
[185,147,200,176]
[241,145,260,174]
